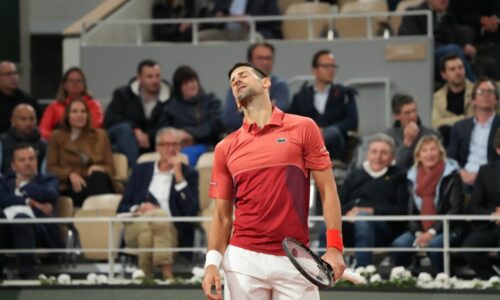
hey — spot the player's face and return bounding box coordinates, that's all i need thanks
[230,66,263,102]
[441,58,465,86]
[366,141,394,172]
[395,102,418,127]
[417,140,442,170]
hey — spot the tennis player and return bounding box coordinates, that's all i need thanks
[202,62,345,300]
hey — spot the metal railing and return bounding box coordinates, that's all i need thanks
[80,10,432,46]
[1,214,499,279]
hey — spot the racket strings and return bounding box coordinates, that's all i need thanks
[284,240,331,285]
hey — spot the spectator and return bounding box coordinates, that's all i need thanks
[448,77,500,188]
[398,0,476,82]
[0,61,40,134]
[391,135,464,274]
[47,99,115,207]
[198,0,282,41]
[0,104,46,174]
[0,144,63,278]
[152,0,209,42]
[339,133,409,266]
[104,59,171,167]
[222,42,289,132]
[432,54,474,146]
[39,67,103,140]
[158,66,221,165]
[386,93,439,170]
[117,127,199,279]
[289,49,358,160]
[462,129,500,279]
[449,0,500,45]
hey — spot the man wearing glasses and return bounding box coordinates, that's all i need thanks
[0,61,39,134]
[289,49,358,161]
[448,78,500,188]
[116,127,199,279]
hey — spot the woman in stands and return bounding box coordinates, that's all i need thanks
[157,65,221,166]
[40,67,103,140]
[391,134,464,274]
[47,99,115,207]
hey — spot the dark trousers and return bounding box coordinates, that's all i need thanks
[462,226,500,279]
[65,171,115,207]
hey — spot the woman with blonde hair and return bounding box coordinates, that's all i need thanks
[40,67,103,140]
[47,99,114,207]
[391,134,464,274]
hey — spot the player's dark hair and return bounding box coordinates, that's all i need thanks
[227,62,268,80]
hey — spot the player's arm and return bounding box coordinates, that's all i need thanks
[202,198,233,300]
[312,168,345,281]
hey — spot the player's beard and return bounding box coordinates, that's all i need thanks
[236,88,256,111]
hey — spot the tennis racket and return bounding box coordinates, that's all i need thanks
[282,237,365,288]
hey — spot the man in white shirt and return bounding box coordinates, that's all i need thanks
[116,127,199,279]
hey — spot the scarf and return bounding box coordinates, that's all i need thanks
[415,160,445,231]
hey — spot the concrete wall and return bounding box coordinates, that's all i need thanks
[81,37,433,135]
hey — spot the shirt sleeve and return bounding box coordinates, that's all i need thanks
[302,118,332,170]
[208,143,234,201]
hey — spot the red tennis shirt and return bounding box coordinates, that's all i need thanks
[209,107,331,255]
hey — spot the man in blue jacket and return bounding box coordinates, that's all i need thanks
[117,127,199,279]
[289,49,358,160]
[0,144,62,279]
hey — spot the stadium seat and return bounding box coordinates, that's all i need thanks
[336,0,388,38]
[390,0,424,35]
[282,2,332,40]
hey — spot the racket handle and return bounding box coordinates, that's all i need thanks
[340,270,367,285]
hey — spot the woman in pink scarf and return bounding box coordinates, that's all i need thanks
[391,134,465,274]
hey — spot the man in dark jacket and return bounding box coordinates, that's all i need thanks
[289,49,358,161]
[0,61,40,134]
[0,104,46,174]
[0,144,62,278]
[104,59,171,167]
[117,127,199,278]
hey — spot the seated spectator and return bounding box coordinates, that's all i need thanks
[289,49,358,161]
[39,67,103,140]
[449,0,500,45]
[152,0,209,42]
[340,133,409,266]
[222,42,289,132]
[117,127,199,279]
[432,54,474,147]
[0,61,40,134]
[0,104,46,174]
[448,78,500,189]
[47,99,115,207]
[398,0,476,82]
[462,129,500,279]
[0,144,63,278]
[158,66,221,165]
[104,59,171,167]
[386,93,439,169]
[391,135,464,274]
[198,0,282,41]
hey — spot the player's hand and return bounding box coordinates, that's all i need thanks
[321,248,345,282]
[202,265,222,299]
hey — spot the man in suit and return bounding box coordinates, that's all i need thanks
[117,127,199,279]
[289,49,358,161]
[448,78,500,188]
[0,144,62,278]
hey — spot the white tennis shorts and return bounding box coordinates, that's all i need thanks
[222,245,319,300]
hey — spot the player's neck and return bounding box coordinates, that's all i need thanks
[243,98,273,128]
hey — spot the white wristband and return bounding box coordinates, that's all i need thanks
[204,250,222,270]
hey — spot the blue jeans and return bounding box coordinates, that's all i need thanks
[391,231,459,272]
[435,44,476,82]
[323,125,346,160]
[107,122,139,167]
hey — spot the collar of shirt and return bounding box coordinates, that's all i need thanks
[153,160,174,175]
[473,113,495,127]
[242,106,284,134]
